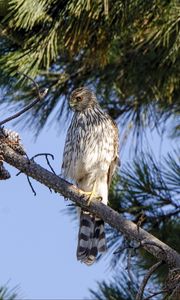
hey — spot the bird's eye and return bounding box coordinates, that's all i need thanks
[76,96,82,101]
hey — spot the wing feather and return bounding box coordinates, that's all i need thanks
[107,120,119,187]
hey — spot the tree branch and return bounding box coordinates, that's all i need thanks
[0,89,48,127]
[136,261,164,300]
[0,72,48,127]
[1,141,180,270]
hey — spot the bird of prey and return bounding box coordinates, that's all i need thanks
[61,87,119,265]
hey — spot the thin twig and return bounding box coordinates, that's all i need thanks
[27,176,36,196]
[0,73,48,126]
[31,153,54,160]
[141,240,167,258]
[45,155,56,174]
[31,153,56,174]
[17,72,41,98]
[17,153,55,194]
[16,170,22,176]
[0,92,47,126]
[136,261,164,300]
[137,212,146,233]
[143,289,169,300]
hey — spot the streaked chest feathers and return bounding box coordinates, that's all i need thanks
[62,107,116,182]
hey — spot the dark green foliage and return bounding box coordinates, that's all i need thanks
[0,285,19,300]
[109,152,179,220]
[89,273,137,300]
[108,151,180,258]
[0,0,179,135]
[89,269,166,300]
[104,151,180,296]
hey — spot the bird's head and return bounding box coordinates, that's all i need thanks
[69,87,98,111]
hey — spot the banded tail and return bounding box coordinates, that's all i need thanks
[77,211,106,265]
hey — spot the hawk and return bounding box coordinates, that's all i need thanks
[61,87,119,265]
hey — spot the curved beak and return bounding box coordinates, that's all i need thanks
[69,98,77,110]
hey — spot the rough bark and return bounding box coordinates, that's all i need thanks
[1,142,180,269]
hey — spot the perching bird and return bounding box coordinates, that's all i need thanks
[61,87,119,265]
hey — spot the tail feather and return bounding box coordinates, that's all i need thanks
[77,211,106,265]
[96,219,106,253]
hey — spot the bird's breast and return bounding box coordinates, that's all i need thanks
[62,110,116,182]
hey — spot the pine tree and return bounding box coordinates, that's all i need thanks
[0,0,179,134]
[0,284,19,300]
[0,1,179,299]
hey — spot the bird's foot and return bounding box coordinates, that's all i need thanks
[79,180,102,206]
[79,190,102,206]
[87,191,102,206]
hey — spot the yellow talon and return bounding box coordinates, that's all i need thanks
[87,191,98,206]
[79,181,102,206]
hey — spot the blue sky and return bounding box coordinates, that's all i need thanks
[0,111,115,299]
[0,102,177,299]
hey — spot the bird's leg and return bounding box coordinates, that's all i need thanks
[79,180,102,206]
[87,180,98,206]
